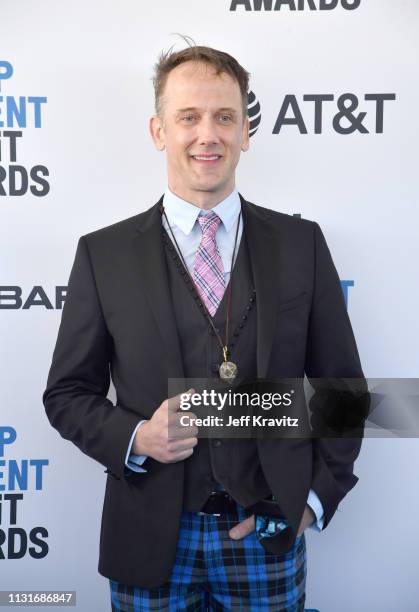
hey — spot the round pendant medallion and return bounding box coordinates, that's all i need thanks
[219,361,238,381]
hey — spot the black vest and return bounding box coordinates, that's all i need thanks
[162,228,271,511]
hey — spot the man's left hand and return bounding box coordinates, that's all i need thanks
[229,514,255,540]
[228,505,315,540]
[296,505,315,537]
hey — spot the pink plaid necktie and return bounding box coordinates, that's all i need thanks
[193,212,226,317]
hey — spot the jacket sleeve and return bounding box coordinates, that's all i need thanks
[305,222,369,529]
[42,236,142,480]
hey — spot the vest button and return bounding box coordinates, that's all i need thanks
[212,439,222,448]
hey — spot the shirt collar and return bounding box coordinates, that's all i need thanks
[162,186,241,235]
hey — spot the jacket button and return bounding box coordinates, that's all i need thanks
[212,439,222,448]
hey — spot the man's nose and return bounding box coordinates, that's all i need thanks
[197,117,220,145]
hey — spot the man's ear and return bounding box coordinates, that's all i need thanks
[241,116,250,152]
[149,115,165,151]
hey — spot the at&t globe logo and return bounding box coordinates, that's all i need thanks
[247,90,261,136]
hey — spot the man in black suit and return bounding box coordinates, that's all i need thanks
[43,43,366,611]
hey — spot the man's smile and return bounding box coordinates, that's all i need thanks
[190,154,223,165]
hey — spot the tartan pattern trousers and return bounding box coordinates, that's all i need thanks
[110,503,306,611]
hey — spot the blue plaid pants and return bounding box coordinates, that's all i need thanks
[110,503,306,611]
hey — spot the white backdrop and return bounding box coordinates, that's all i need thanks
[1,1,418,610]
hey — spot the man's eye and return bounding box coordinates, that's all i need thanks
[182,115,197,123]
[219,115,232,123]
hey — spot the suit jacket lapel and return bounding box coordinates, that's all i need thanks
[129,193,281,381]
[240,194,282,379]
[130,196,185,379]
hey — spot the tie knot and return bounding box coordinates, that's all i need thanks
[197,211,222,238]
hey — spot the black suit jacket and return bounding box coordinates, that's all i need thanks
[43,194,366,587]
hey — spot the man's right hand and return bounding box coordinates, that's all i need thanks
[132,389,198,464]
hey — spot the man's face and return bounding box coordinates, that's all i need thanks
[150,61,249,207]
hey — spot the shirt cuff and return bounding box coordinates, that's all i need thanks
[124,420,148,473]
[307,488,325,531]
